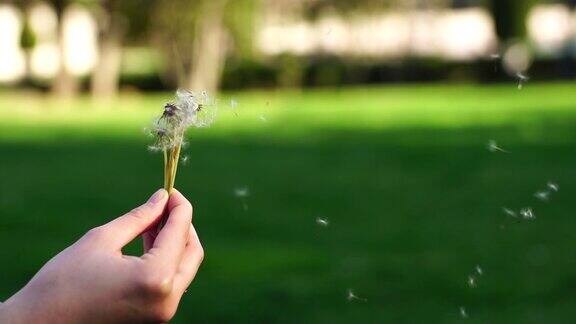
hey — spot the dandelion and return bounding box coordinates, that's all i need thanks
[520,207,535,220]
[459,306,468,319]
[487,140,508,153]
[148,90,216,223]
[316,217,329,227]
[534,191,550,202]
[502,207,517,217]
[346,289,367,302]
[516,72,529,90]
[547,182,559,192]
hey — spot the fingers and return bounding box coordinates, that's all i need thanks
[97,189,168,249]
[146,190,192,272]
[173,224,204,294]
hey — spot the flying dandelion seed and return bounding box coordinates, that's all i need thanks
[520,207,535,220]
[487,140,508,153]
[230,98,238,109]
[516,72,529,90]
[459,306,468,319]
[534,191,550,202]
[234,186,250,198]
[475,265,483,276]
[233,186,249,211]
[467,275,477,288]
[180,155,190,165]
[325,28,333,36]
[316,217,329,227]
[347,289,367,302]
[258,115,268,122]
[502,207,517,217]
[547,182,559,192]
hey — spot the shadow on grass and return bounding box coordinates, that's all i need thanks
[1,125,576,323]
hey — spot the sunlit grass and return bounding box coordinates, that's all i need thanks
[1,82,575,143]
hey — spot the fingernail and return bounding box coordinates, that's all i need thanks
[148,189,166,204]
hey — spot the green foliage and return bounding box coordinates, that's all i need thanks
[19,19,36,50]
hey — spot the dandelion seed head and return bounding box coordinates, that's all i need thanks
[148,89,217,152]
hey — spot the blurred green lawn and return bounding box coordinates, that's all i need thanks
[1,83,576,323]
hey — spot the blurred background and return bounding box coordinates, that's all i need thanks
[1,0,576,323]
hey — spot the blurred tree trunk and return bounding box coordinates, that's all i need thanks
[18,2,36,85]
[488,0,536,41]
[51,0,79,97]
[91,0,125,98]
[185,0,229,93]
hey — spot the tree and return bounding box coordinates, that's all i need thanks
[488,0,536,42]
[152,0,259,93]
[49,0,80,97]
[90,0,126,98]
[16,0,37,85]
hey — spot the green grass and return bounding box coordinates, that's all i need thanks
[1,83,576,323]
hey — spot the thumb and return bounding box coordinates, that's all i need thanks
[99,189,168,249]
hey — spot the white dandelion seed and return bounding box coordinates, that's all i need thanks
[459,306,468,318]
[475,265,483,276]
[534,191,550,202]
[487,140,508,153]
[516,72,530,90]
[547,182,559,192]
[181,155,189,165]
[258,115,268,122]
[520,207,535,220]
[467,275,476,288]
[234,186,250,198]
[502,207,517,217]
[489,53,501,60]
[230,98,238,109]
[316,217,329,227]
[347,289,367,302]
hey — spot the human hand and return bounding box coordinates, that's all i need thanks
[0,189,203,324]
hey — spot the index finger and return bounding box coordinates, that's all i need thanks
[145,189,192,271]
